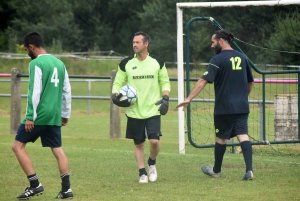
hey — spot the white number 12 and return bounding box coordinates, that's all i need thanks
[51,67,59,87]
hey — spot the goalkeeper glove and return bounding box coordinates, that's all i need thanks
[112,93,131,107]
[155,95,169,115]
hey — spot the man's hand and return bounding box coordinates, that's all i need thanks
[155,95,169,115]
[112,93,131,107]
[62,118,69,126]
[176,99,191,111]
[25,120,34,132]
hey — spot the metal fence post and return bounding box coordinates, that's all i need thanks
[10,68,21,134]
[259,102,264,142]
[87,80,91,115]
[110,70,121,138]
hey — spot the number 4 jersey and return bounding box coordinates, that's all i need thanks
[201,50,254,115]
[22,54,71,126]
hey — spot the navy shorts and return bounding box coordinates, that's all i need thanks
[126,115,162,141]
[214,113,249,139]
[15,124,62,148]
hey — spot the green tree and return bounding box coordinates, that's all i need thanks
[7,0,82,52]
[0,0,16,51]
[103,0,146,55]
[70,0,146,54]
[264,10,300,65]
[137,0,179,62]
[70,0,111,52]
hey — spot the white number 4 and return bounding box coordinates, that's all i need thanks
[51,67,59,87]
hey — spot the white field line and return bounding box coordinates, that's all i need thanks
[0,142,299,165]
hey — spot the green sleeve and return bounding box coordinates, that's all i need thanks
[112,66,127,93]
[159,64,171,92]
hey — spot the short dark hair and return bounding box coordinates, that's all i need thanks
[134,31,150,44]
[23,32,44,48]
[214,30,234,43]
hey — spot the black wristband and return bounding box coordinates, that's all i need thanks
[162,95,169,101]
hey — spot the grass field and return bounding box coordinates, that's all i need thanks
[1,61,299,200]
[1,110,300,200]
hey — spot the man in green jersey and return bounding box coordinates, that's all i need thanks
[12,32,73,199]
[112,31,171,183]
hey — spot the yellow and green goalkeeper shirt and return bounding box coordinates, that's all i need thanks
[112,54,171,119]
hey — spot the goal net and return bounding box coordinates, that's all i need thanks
[176,1,300,155]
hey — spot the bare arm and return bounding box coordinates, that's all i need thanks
[248,82,254,95]
[162,90,170,97]
[176,78,208,110]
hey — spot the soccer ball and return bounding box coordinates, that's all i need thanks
[119,85,137,104]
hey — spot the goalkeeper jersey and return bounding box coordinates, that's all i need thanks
[22,54,71,126]
[112,54,171,119]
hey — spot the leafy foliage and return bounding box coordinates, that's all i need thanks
[265,10,300,65]
[7,0,82,51]
[0,0,299,65]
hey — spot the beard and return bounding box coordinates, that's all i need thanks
[28,49,36,60]
[214,42,222,55]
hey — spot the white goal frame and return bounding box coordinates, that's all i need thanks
[176,0,300,154]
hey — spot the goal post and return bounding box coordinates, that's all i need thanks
[176,1,300,154]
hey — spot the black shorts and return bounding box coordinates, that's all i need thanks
[214,113,248,139]
[15,124,62,148]
[126,115,162,141]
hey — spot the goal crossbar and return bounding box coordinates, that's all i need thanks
[177,1,299,8]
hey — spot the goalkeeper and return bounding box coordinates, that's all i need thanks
[176,30,254,180]
[111,31,171,183]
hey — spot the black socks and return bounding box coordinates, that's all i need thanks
[212,141,253,174]
[213,142,226,173]
[27,174,39,188]
[27,172,71,192]
[139,157,156,176]
[148,157,156,166]
[240,141,253,172]
[139,168,147,176]
[61,173,70,192]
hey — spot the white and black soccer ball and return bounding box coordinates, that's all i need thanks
[119,85,137,104]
